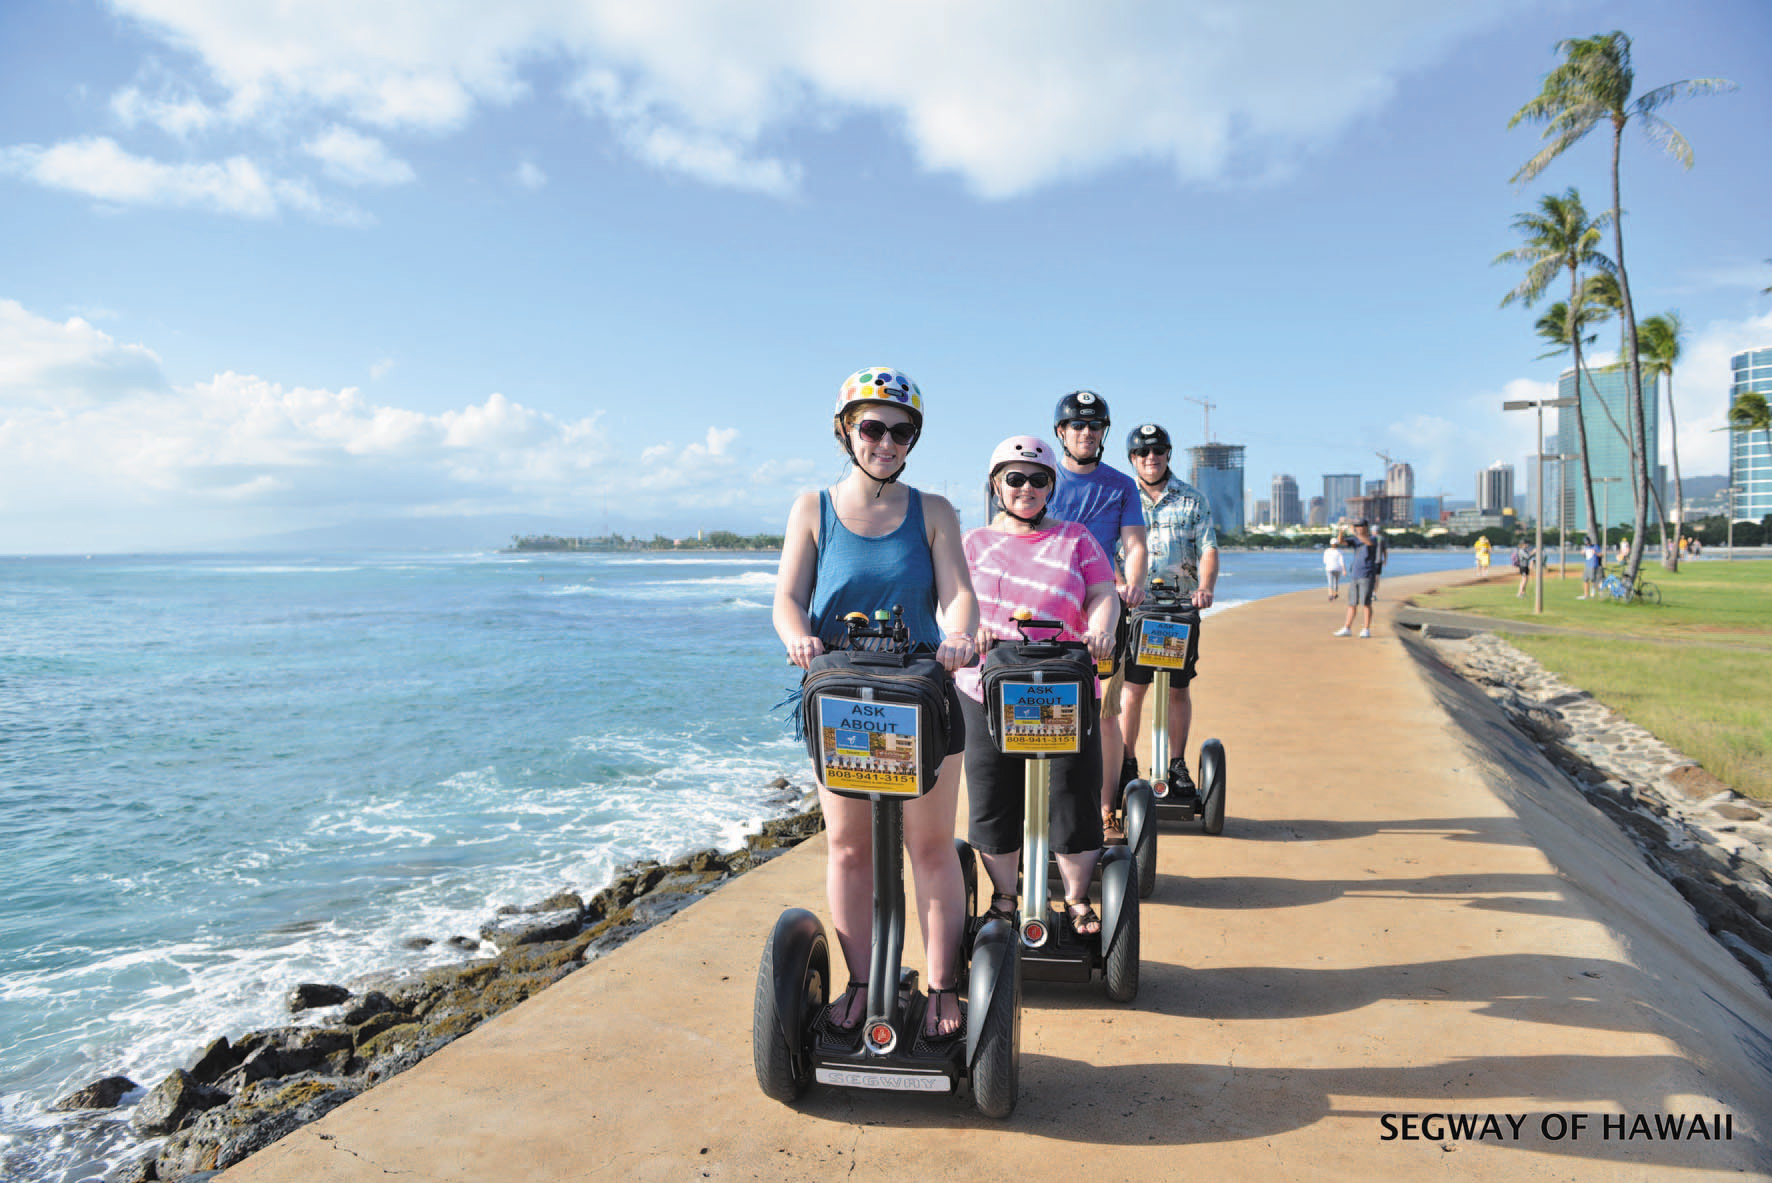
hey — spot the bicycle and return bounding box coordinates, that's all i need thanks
[1599,567,1661,605]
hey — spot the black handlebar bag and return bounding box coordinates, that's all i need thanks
[979,634,1099,757]
[800,648,953,800]
[1128,600,1201,675]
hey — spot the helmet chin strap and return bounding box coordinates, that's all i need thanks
[1058,437,1101,467]
[1137,466,1172,495]
[995,476,1048,527]
[843,436,908,498]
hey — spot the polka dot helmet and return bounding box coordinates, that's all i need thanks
[835,367,924,431]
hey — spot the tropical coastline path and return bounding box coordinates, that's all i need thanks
[220,568,1772,1181]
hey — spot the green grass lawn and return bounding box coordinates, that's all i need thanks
[1411,559,1772,802]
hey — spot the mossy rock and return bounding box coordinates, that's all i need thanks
[351,1011,418,1046]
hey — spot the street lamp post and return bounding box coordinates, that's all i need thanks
[1504,396,1577,615]
[1593,476,1621,548]
[1548,451,1580,581]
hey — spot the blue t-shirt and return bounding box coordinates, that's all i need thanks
[1049,462,1143,564]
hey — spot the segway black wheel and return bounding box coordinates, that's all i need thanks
[1101,856,1140,1003]
[752,911,828,1103]
[970,944,1020,1119]
[1199,738,1227,836]
[1124,783,1157,899]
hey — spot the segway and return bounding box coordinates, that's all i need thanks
[980,613,1139,1003]
[1123,580,1227,848]
[753,608,1020,1118]
[1094,607,1159,899]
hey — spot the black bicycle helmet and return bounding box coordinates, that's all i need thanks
[1053,390,1110,430]
[1125,422,1171,453]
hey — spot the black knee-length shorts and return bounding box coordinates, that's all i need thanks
[959,690,1103,856]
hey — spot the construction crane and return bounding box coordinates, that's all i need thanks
[1185,395,1218,443]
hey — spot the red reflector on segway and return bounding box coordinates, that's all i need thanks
[1152,781,1169,797]
[1023,920,1046,945]
[867,1022,897,1052]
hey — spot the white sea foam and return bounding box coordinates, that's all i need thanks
[602,556,776,566]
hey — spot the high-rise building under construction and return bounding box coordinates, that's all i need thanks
[1186,443,1245,537]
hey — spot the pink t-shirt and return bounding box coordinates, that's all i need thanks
[956,520,1115,701]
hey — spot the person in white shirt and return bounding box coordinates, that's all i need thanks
[1322,544,1345,601]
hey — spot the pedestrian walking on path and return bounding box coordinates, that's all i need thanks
[1323,544,1345,600]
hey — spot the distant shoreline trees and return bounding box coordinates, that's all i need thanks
[507,532,784,552]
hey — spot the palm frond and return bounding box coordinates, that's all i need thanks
[1635,113,1694,167]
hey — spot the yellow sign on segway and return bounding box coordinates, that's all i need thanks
[817,695,922,796]
[997,681,1082,755]
[1133,617,1191,670]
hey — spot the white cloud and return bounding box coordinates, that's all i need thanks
[0,298,808,550]
[302,125,416,187]
[99,0,1530,198]
[0,136,366,223]
[514,159,546,189]
[1670,307,1772,475]
[0,299,166,405]
[110,86,217,137]
[369,357,395,380]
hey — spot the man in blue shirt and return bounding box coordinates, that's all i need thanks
[1047,390,1148,835]
[1332,519,1382,638]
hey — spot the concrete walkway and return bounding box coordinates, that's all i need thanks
[221,570,1772,1182]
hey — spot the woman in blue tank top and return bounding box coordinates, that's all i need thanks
[773,367,978,1040]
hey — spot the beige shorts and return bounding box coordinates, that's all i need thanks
[1100,660,1125,719]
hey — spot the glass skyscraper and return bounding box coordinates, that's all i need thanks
[1186,443,1245,537]
[1322,473,1360,523]
[1730,347,1772,522]
[1555,364,1659,535]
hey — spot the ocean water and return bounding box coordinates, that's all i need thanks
[0,546,1471,1180]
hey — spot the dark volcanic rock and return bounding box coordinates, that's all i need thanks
[478,907,581,950]
[156,1075,360,1179]
[50,1074,138,1111]
[131,1070,227,1136]
[284,982,350,1013]
[496,891,584,916]
[339,990,394,1025]
[187,1037,243,1085]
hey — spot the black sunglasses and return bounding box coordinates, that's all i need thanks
[999,470,1052,489]
[1130,446,1171,459]
[855,419,918,445]
[1063,419,1105,432]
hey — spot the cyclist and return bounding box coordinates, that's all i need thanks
[1121,423,1218,798]
[1045,390,1148,836]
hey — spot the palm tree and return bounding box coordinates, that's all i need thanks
[1727,391,1772,523]
[1639,312,1686,569]
[1496,189,1613,549]
[1509,30,1734,587]
[1546,275,1678,550]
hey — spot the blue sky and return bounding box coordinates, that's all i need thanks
[2,0,1768,553]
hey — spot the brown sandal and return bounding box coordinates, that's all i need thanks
[1065,898,1101,937]
[983,892,1018,926]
